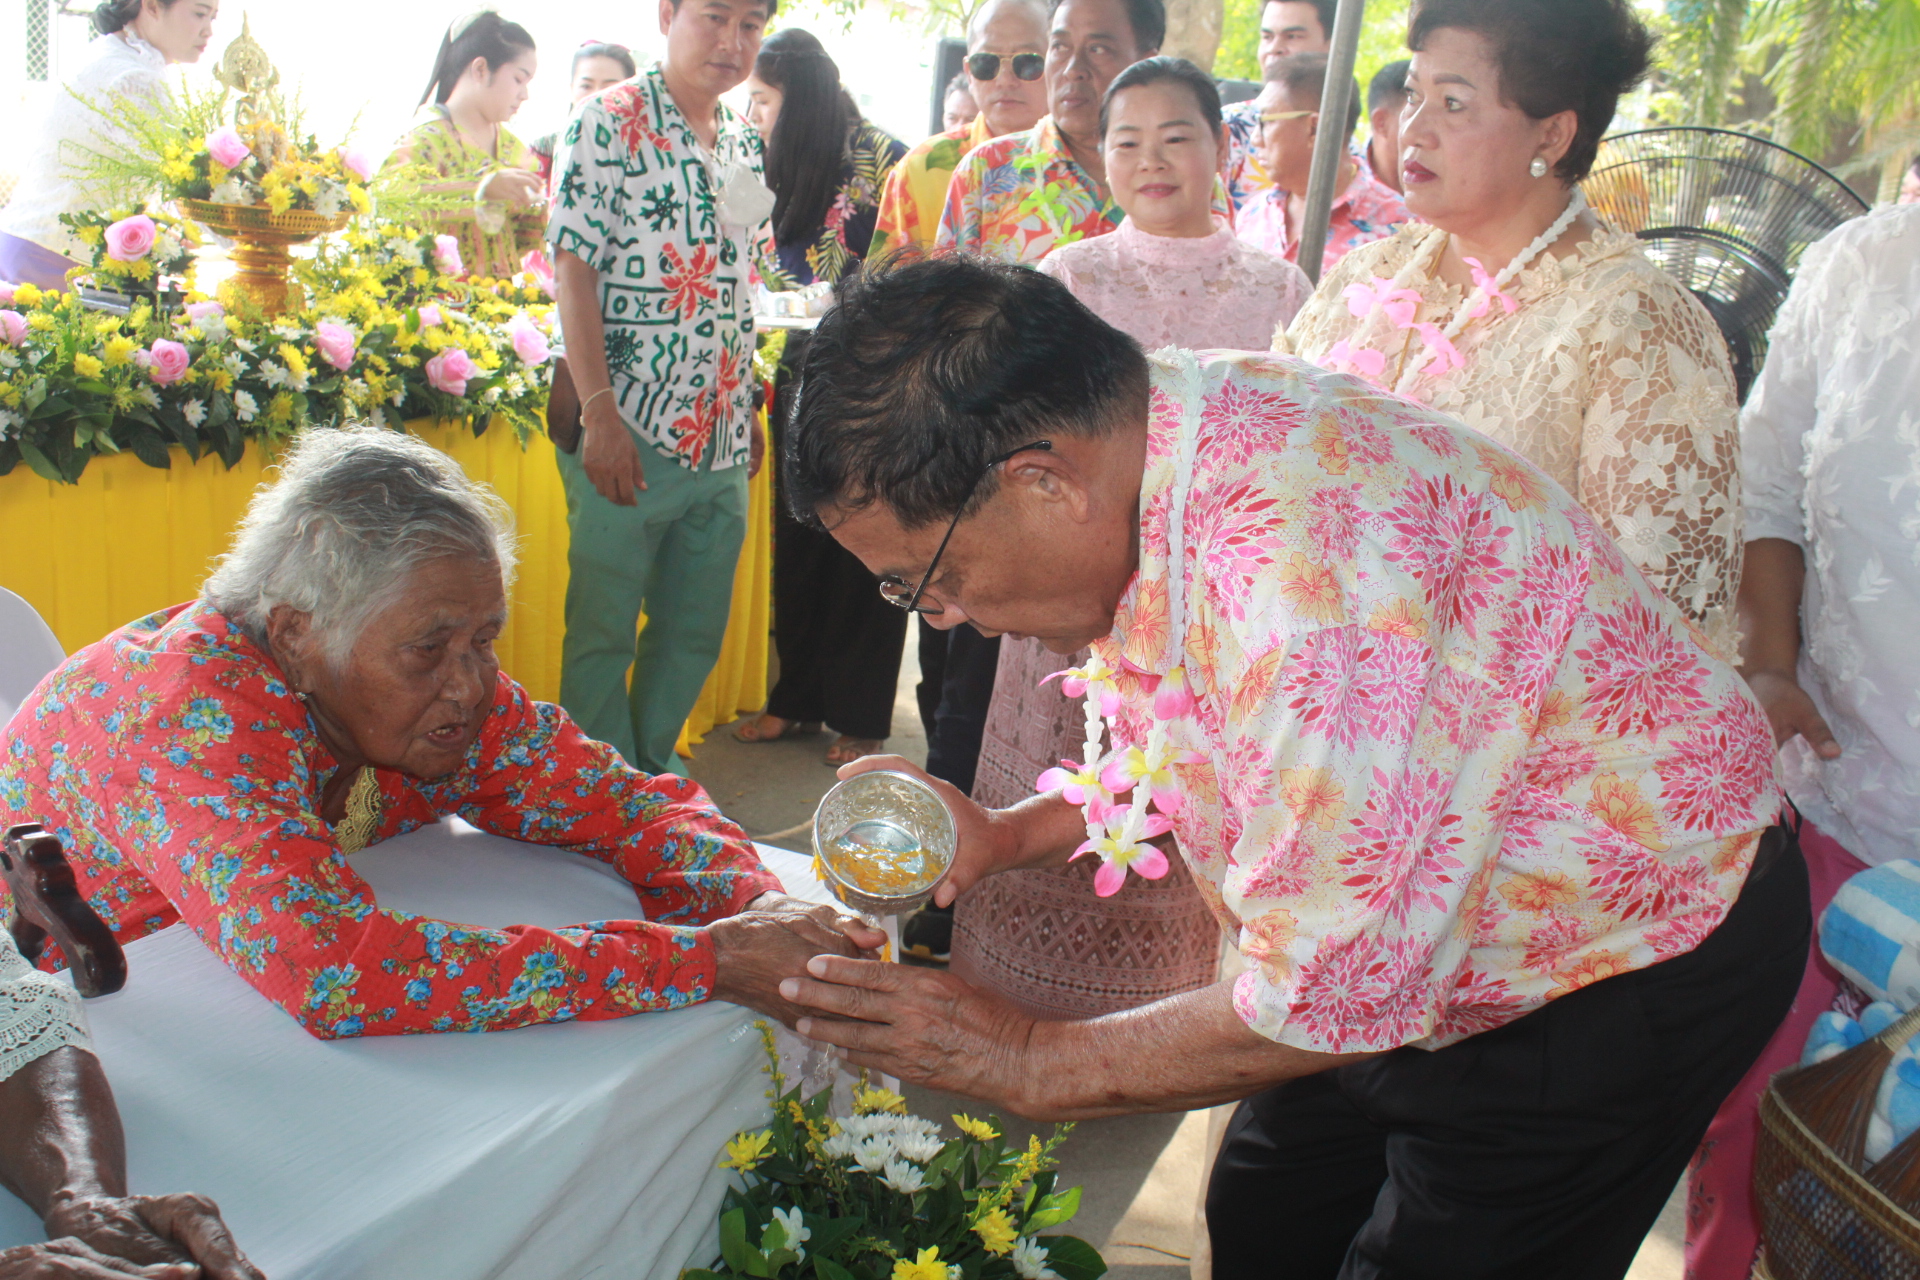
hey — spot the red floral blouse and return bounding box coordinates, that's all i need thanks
[0,603,781,1038]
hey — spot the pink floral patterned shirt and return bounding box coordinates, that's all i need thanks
[1234,161,1408,278]
[1096,352,1779,1053]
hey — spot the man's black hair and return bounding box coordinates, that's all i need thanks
[784,256,1150,530]
[1266,52,1361,140]
[1263,0,1337,44]
[1049,0,1167,55]
[1368,58,1410,113]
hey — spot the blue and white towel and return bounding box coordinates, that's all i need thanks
[1821,860,1920,1009]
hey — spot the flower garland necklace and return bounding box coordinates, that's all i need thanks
[1039,352,1206,897]
[1322,187,1589,394]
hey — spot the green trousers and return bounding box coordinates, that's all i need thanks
[555,438,748,776]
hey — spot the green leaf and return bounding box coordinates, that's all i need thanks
[125,428,172,469]
[1026,1186,1080,1231]
[18,440,64,483]
[29,395,74,421]
[1035,1236,1106,1280]
[812,1260,857,1280]
[718,1208,757,1273]
[680,1270,727,1279]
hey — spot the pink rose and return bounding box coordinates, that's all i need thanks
[313,322,356,371]
[425,347,477,397]
[338,146,375,182]
[206,126,252,170]
[104,214,157,263]
[416,303,443,329]
[185,300,224,321]
[506,313,550,365]
[0,281,15,306]
[520,249,556,299]
[144,339,190,385]
[433,234,464,277]
[0,310,25,346]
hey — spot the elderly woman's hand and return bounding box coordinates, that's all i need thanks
[708,894,886,1027]
[0,1236,192,1277]
[36,1193,261,1280]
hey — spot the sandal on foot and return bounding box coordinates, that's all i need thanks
[732,714,821,744]
[825,736,884,765]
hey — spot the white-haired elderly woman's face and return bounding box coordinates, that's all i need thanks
[267,555,506,780]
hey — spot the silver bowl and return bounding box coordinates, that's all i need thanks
[811,770,957,916]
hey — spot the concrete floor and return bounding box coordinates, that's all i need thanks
[686,628,1688,1278]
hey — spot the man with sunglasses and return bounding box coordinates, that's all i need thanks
[871,0,1051,259]
[1236,52,1405,276]
[934,0,1164,262]
[774,253,1809,1280]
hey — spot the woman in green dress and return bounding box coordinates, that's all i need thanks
[388,12,547,279]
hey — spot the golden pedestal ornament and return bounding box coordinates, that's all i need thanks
[180,200,348,316]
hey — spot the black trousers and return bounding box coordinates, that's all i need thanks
[915,618,1000,795]
[764,335,908,740]
[1207,823,1810,1280]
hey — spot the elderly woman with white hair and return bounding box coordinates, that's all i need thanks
[0,425,879,1038]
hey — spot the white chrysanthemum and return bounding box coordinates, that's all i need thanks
[880,1157,925,1194]
[0,408,20,439]
[260,362,290,389]
[231,337,257,354]
[222,352,245,378]
[182,399,206,427]
[315,184,345,217]
[136,386,160,408]
[233,389,258,422]
[820,1131,858,1161]
[893,1117,941,1140]
[210,178,248,205]
[0,348,20,369]
[769,1206,808,1260]
[1011,1237,1061,1280]
[197,313,230,344]
[482,386,502,405]
[893,1132,944,1164]
[851,1135,893,1173]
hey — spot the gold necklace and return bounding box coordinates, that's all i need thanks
[332,766,386,855]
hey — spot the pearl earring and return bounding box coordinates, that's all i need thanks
[1529,157,1549,178]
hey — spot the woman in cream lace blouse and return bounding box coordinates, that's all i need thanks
[1283,0,1742,656]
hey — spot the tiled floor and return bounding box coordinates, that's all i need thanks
[688,628,1687,1278]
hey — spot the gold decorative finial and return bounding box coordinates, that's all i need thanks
[213,15,286,166]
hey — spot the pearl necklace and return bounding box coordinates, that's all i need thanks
[1325,188,1589,393]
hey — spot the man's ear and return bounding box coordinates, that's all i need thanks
[659,0,679,39]
[1003,449,1095,524]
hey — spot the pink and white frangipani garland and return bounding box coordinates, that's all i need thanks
[1321,187,1588,395]
[1038,352,1206,897]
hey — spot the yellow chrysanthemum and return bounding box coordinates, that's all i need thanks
[952,1114,999,1143]
[891,1247,949,1280]
[202,367,234,392]
[854,1085,907,1115]
[279,343,309,379]
[14,283,43,307]
[76,225,104,246]
[101,336,137,367]
[71,353,105,379]
[27,313,56,332]
[719,1129,773,1172]
[161,159,194,184]
[267,391,296,425]
[973,1207,1018,1255]
[266,185,293,215]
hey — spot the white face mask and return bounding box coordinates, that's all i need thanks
[713,158,776,231]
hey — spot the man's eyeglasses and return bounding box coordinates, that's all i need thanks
[966,51,1045,82]
[1257,109,1315,133]
[878,441,1053,615]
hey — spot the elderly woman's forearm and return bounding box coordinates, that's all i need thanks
[0,1048,124,1217]
[1017,983,1375,1120]
[1738,538,1807,677]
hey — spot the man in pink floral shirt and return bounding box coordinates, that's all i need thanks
[776,257,1807,1276]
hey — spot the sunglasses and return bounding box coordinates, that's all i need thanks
[1258,109,1315,129]
[878,441,1053,614]
[966,51,1045,82]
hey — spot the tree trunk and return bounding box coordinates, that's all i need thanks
[1161,0,1225,70]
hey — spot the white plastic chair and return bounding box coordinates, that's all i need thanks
[0,587,64,729]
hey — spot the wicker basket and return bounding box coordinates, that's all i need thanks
[1756,1076,1920,1277]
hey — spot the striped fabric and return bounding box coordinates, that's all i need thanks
[1821,859,1920,1007]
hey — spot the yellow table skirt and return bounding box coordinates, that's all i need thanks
[0,420,771,757]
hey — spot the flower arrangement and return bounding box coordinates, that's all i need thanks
[58,204,202,294]
[687,1029,1106,1280]
[0,228,556,483]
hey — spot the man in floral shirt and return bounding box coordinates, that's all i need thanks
[776,258,1808,1273]
[547,0,773,775]
[934,0,1163,262]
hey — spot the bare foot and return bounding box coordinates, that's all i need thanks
[733,714,821,744]
[825,736,884,765]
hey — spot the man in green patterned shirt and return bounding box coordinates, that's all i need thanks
[548,0,774,775]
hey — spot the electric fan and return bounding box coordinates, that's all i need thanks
[1585,126,1868,401]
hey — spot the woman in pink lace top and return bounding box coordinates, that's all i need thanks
[958,58,1301,1019]
[1036,58,1312,351]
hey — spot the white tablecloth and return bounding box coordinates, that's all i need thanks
[0,820,839,1279]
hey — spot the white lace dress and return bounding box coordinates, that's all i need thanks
[1742,203,1920,868]
[1036,216,1313,351]
[1,32,169,258]
[0,931,91,1082]
[1284,223,1744,658]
